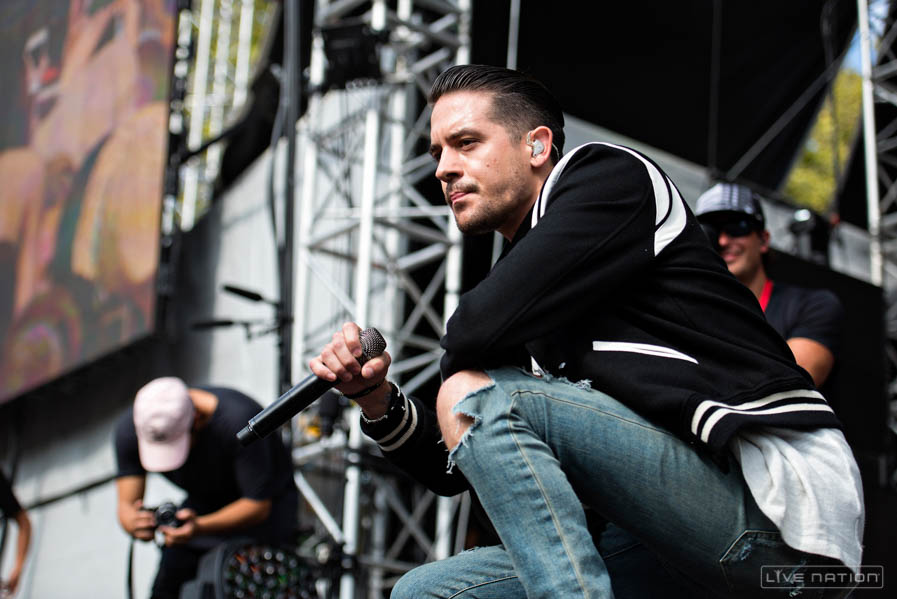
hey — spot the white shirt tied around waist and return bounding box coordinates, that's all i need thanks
[730,426,865,571]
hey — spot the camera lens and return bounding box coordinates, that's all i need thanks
[154,502,180,528]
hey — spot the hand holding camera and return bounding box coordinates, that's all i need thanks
[142,501,184,529]
[138,501,196,546]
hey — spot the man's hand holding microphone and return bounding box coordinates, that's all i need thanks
[237,323,392,445]
[308,322,393,421]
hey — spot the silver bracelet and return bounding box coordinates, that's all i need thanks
[359,383,401,423]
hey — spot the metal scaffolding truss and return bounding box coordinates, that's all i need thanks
[858,0,897,431]
[286,1,472,597]
[174,0,279,231]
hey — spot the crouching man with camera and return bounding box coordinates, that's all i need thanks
[114,377,299,599]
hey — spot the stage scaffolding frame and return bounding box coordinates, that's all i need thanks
[286,1,472,597]
[174,0,278,231]
[170,1,474,596]
[858,0,897,454]
[164,0,471,599]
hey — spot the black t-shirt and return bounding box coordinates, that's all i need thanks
[0,471,22,518]
[765,281,844,356]
[114,386,297,539]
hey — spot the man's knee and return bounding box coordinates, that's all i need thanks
[391,563,440,599]
[436,370,492,449]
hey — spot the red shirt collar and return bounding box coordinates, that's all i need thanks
[759,279,774,312]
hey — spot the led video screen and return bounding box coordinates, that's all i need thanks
[0,0,175,402]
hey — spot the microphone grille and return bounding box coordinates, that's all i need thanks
[359,328,387,364]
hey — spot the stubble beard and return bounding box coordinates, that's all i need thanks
[448,167,530,236]
[454,198,508,235]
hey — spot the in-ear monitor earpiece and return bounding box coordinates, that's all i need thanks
[527,132,545,157]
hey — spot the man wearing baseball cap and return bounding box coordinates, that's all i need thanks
[695,183,844,387]
[114,377,298,599]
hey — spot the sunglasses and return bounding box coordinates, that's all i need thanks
[700,219,761,249]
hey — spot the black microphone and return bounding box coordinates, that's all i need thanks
[222,284,265,303]
[236,328,387,446]
[191,319,237,329]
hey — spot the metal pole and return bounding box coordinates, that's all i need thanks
[370,486,389,597]
[232,0,257,110]
[294,27,326,385]
[707,0,722,176]
[281,0,301,404]
[341,6,386,595]
[367,2,412,589]
[435,0,472,562]
[858,0,883,286]
[506,0,520,70]
[494,0,520,265]
[338,104,380,599]
[205,0,234,184]
[386,0,413,344]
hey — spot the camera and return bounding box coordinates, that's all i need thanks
[143,501,184,528]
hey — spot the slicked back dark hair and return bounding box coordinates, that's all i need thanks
[428,64,565,163]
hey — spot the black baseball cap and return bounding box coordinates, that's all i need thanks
[694,183,765,229]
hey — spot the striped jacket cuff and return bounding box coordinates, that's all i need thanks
[359,384,418,453]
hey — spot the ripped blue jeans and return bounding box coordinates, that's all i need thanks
[392,367,849,599]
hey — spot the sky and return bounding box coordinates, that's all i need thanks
[845,31,863,72]
[844,0,890,72]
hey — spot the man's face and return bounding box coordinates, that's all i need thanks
[703,216,769,282]
[429,90,536,239]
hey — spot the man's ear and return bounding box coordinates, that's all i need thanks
[759,230,771,253]
[526,125,553,167]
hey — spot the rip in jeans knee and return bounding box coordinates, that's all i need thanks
[445,383,492,474]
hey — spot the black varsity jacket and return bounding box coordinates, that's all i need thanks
[362,142,841,496]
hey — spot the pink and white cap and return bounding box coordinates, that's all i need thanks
[133,377,194,472]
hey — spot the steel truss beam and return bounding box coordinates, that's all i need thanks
[290,1,471,597]
[858,0,897,470]
[178,0,278,230]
